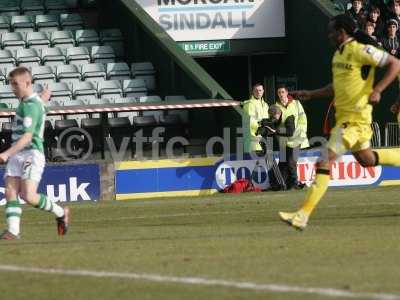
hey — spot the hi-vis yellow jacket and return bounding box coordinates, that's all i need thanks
[276,99,309,149]
[242,96,269,152]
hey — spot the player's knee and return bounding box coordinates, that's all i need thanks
[19,191,34,204]
[355,154,376,167]
[358,158,375,168]
[316,161,329,170]
[5,188,17,200]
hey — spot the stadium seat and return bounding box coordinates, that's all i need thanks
[0,85,17,102]
[114,97,138,121]
[56,64,81,88]
[0,68,6,85]
[97,80,122,100]
[139,95,162,103]
[60,13,83,31]
[16,48,41,68]
[75,29,99,48]
[116,111,139,124]
[89,98,112,105]
[132,115,160,156]
[32,65,56,84]
[131,62,156,91]
[0,103,11,128]
[89,98,113,118]
[1,32,26,51]
[66,46,90,65]
[81,63,106,85]
[165,95,189,124]
[0,0,20,16]
[51,30,75,50]
[159,114,187,154]
[0,97,19,108]
[81,117,103,156]
[21,0,45,15]
[48,82,72,100]
[64,99,89,125]
[142,110,164,121]
[0,16,10,35]
[44,119,55,160]
[26,31,51,50]
[45,0,69,14]
[35,14,59,32]
[46,99,64,107]
[107,117,133,157]
[0,122,12,152]
[41,47,66,67]
[11,15,35,33]
[123,79,147,97]
[114,97,136,104]
[91,46,115,65]
[53,118,80,161]
[107,62,131,81]
[100,28,124,58]
[0,49,16,71]
[72,81,97,101]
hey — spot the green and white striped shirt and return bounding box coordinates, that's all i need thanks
[12,93,46,153]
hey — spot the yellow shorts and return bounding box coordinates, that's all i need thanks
[327,122,372,155]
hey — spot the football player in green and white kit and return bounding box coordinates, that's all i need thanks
[0,67,70,240]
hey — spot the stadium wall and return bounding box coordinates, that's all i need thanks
[0,163,101,205]
[114,150,400,200]
[2,148,400,204]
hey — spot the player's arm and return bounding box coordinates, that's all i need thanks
[290,84,334,102]
[0,133,33,162]
[355,44,400,104]
[370,55,400,104]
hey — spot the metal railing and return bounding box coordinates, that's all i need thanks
[385,122,400,147]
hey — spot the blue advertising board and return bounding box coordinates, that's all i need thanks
[0,163,100,205]
[115,151,400,200]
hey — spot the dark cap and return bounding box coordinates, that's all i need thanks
[387,19,399,28]
[268,105,282,115]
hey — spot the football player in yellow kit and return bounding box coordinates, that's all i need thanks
[279,14,400,230]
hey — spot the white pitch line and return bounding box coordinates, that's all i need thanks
[0,265,399,300]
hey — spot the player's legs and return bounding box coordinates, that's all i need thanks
[300,148,337,215]
[1,176,22,238]
[279,123,348,230]
[279,148,338,230]
[353,148,378,167]
[20,178,63,217]
[351,122,400,167]
[372,149,400,166]
[19,150,70,235]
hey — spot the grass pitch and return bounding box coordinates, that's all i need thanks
[1,186,400,300]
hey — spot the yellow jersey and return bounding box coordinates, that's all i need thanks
[332,39,388,124]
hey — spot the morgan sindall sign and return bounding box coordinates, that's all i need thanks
[136,0,286,41]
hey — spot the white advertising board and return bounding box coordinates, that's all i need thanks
[135,0,286,41]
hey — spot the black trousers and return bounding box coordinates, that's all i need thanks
[278,146,300,188]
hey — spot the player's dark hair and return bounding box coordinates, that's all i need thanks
[8,66,32,79]
[276,84,287,91]
[331,14,380,47]
[252,83,263,90]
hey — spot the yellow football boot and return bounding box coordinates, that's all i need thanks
[279,211,309,230]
